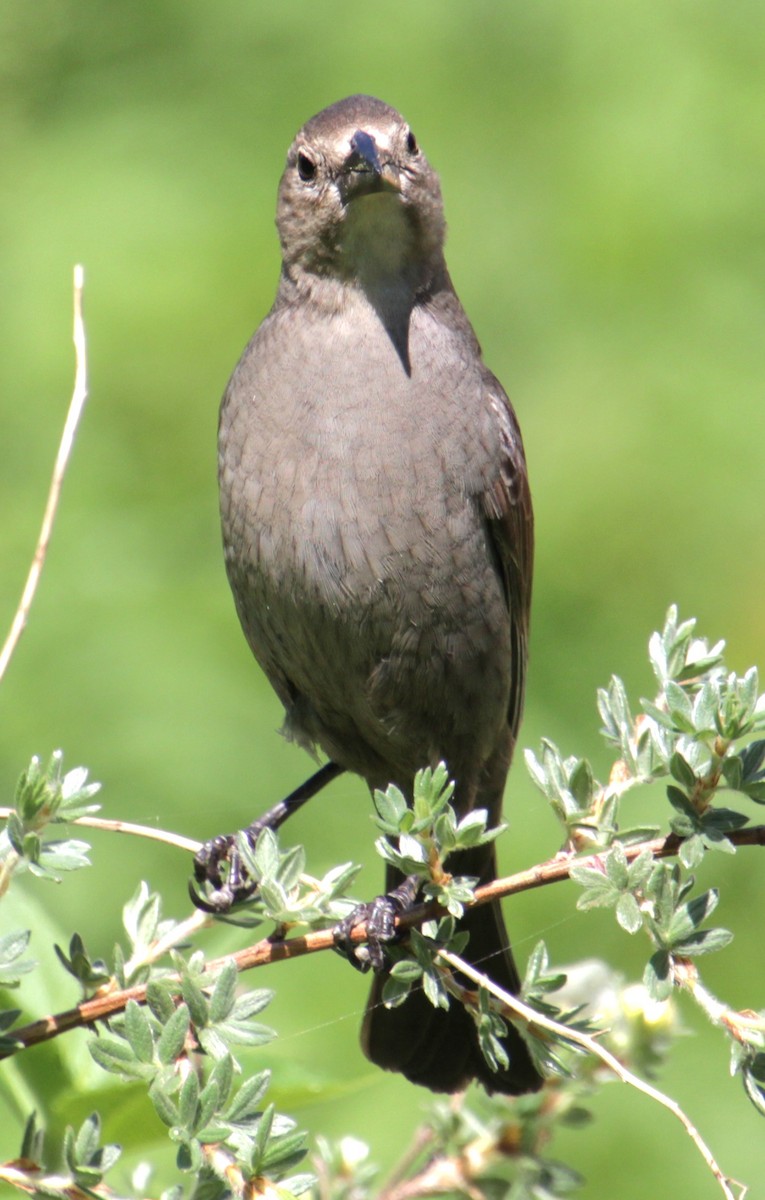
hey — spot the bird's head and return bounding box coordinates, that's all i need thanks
[276,95,446,287]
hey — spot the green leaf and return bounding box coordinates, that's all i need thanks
[89,1035,152,1080]
[209,961,238,1023]
[146,981,177,1024]
[692,679,719,734]
[123,882,161,952]
[667,889,719,942]
[253,828,280,879]
[721,754,743,790]
[389,959,423,982]
[675,927,733,956]
[678,835,705,869]
[743,1058,765,1117]
[740,740,765,781]
[644,951,672,1001]
[569,758,594,807]
[150,1078,180,1128]
[664,681,694,731]
[124,999,155,1064]
[279,1173,317,1197]
[157,1003,190,1064]
[197,1079,221,1133]
[20,1113,44,1163]
[615,893,642,933]
[178,1068,201,1131]
[225,1069,271,1123]
[277,844,305,893]
[0,928,36,986]
[262,1130,308,1173]
[231,988,274,1020]
[669,752,696,789]
[372,784,408,832]
[422,970,449,1011]
[211,1017,275,1050]
[182,973,210,1029]
[381,973,413,1008]
[73,1112,101,1165]
[251,1102,276,1165]
[604,845,630,889]
[569,863,611,891]
[208,1054,236,1111]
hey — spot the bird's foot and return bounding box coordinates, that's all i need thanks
[189,763,345,914]
[189,825,264,913]
[333,875,420,972]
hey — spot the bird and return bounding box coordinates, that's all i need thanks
[197,94,541,1095]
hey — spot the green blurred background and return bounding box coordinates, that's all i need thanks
[1,0,764,1194]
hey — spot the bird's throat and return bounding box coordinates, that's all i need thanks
[340,192,417,285]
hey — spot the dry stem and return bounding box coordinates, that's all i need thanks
[0,266,89,683]
[438,949,747,1200]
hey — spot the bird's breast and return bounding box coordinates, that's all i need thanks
[221,298,494,595]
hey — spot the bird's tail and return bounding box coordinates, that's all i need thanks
[360,846,542,1094]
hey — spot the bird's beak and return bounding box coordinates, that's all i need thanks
[341,129,401,199]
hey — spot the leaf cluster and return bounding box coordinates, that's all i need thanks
[527,606,765,1115]
[89,955,310,1190]
[219,827,361,931]
[372,763,504,916]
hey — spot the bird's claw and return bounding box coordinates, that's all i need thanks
[333,892,406,973]
[190,831,260,913]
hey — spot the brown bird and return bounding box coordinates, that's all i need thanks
[195,95,540,1095]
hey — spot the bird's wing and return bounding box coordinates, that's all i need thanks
[480,375,534,740]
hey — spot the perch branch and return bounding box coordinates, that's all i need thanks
[2,825,763,1058]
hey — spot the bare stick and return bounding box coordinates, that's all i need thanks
[0,811,203,857]
[0,265,89,683]
[438,949,747,1200]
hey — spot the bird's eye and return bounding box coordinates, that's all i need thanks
[297,151,317,182]
[405,129,418,155]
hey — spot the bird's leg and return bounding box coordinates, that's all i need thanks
[190,761,345,913]
[333,873,421,972]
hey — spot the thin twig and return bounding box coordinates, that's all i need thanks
[0,809,203,858]
[438,949,747,1200]
[123,908,211,977]
[0,266,89,684]
[0,1161,130,1200]
[377,1123,441,1200]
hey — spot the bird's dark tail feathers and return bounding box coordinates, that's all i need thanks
[360,849,542,1094]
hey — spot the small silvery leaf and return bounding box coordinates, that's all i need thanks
[422,970,449,1011]
[89,1036,153,1080]
[157,1003,190,1064]
[125,999,155,1064]
[604,845,630,889]
[182,974,210,1029]
[615,893,642,934]
[665,681,694,730]
[209,961,238,1023]
[674,927,733,956]
[389,959,423,982]
[397,833,427,864]
[669,752,696,789]
[224,1069,271,1123]
[252,828,280,880]
[678,835,705,869]
[644,950,672,1002]
[73,1112,101,1165]
[372,784,408,831]
[146,981,176,1024]
[178,1069,201,1133]
[150,1079,180,1129]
